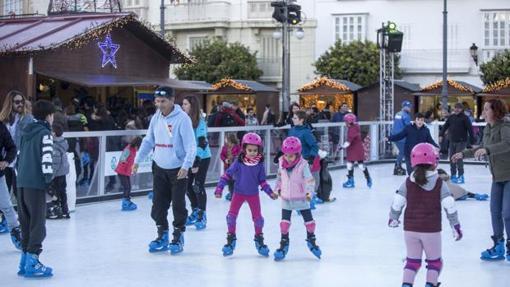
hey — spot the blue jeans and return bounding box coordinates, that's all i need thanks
[0,176,19,230]
[490,181,510,239]
[395,142,405,166]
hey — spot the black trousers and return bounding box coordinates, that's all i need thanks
[17,187,47,255]
[186,158,210,211]
[118,175,131,199]
[5,167,17,199]
[449,141,467,176]
[52,176,69,214]
[152,164,188,231]
[282,209,313,222]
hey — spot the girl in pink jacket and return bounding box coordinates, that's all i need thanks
[273,136,322,261]
[342,113,373,189]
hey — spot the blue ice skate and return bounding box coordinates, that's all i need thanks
[366,176,373,188]
[121,199,137,211]
[342,177,354,188]
[222,233,237,256]
[474,193,489,201]
[0,218,8,233]
[148,230,169,253]
[306,233,321,259]
[18,252,26,276]
[24,253,53,278]
[273,236,289,261]
[254,234,270,257]
[194,211,207,230]
[480,236,505,261]
[169,230,184,255]
[186,208,198,226]
[147,191,154,200]
[456,175,465,184]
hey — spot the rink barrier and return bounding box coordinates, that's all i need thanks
[62,121,488,203]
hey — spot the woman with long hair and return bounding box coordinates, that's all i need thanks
[182,95,211,230]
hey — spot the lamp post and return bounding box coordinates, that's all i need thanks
[441,0,448,113]
[470,43,479,65]
[160,0,166,37]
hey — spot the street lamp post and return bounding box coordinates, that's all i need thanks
[441,0,448,112]
[281,0,290,114]
[160,0,166,37]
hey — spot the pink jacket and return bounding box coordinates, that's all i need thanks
[220,144,242,171]
[346,123,364,162]
[275,157,315,201]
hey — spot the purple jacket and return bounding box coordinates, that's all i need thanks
[216,159,272,197]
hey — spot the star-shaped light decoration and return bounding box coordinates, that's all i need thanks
[98,34,120,69]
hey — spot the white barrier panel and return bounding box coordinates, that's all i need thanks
[66,152,76,212]
[104,151,154,177]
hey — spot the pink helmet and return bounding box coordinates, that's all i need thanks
[344,113,357,124]
[242,132,263,147]
[411,143,439,168]
[282,136,302,154]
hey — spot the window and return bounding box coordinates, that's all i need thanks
[260,36,280,59]
[248,1,271,19]
[3,0,23,15]
[334,14,367,43]
[189,36,208,50]
[482,10,510,48]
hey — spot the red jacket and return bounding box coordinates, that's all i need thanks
[346,124,364,162]
[115,145,137,176]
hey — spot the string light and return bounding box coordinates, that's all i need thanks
[483,77,510,94]
[298,77,351,92]
[422,79,474,93]
[212,78,253,92]
[98,33,120,68]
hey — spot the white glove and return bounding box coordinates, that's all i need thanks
[318,149,328,159]
[342,142,351,148]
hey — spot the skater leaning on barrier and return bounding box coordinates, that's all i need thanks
[132,86,197,255]
[452,99,510,262]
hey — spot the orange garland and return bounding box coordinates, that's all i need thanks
[483,77,510,93]
[298,77,351,92]
[422,79,474,93]
[212,78,253,92]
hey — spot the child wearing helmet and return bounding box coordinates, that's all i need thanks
[273,136,322,261]
[341,113,373,189]
[215,132,278,257]
[388,143,462,287]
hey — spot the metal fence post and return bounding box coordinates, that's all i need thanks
[339,125,345,166]
[370,123,379,161]
[98,135,106,196]
[219,130,225,175]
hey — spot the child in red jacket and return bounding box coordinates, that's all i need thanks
[220,133,241,201]
[115,137,142,211]
[341,113,372,189]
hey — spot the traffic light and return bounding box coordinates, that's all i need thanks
[271,1,286,23]
[287,3,301,25]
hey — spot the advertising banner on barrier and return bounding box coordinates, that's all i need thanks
[104,151,153,177]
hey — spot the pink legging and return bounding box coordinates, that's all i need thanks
[403,231,442,285]
[226,193,264,235]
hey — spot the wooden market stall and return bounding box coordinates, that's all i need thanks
[207,78,279,120]
[297,77,361,114]
[477,77,510,117]
[356,80,421,121]
[413,79,481,118]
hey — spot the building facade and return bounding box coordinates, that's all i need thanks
[315,0,510,88]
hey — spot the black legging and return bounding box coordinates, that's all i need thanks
[118,175,131,199]
[282,208,313,222]
[186,157,211,211]
[5,167,17,199]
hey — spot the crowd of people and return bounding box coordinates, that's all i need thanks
[0,87,508,287]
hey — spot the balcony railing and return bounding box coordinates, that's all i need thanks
[257,57,282,79]
[166,0,231,24]
[399,49,472,73]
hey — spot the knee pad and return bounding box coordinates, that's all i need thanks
[426,258,443,273]
[404,258,422,272]
[280,220,291,234]
[358,163,366,171]
[254,217,264,229]
[347,162,353,170]
[304,220,316,233]
[226,214,237,227]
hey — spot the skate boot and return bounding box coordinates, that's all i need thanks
[46,203,63,219]
[456,175,465,184]
[342,176,355,188]
[273,234,290,261]
[397,166,407,175]
[24,253,53,278]
[0,216,8,233]
[366,176,373,188]
[222,233,237,256]
[147,191,154,200]
[18,252,26,276]
[450,175,458,184]
[10,226,22,250]
[393,165,400,176]
[480,236,505,261]
[401,284,413,287]
[425,283,441,287]
[474,193,489,201]
[121,198,137,211]
[254,233,270,257]
[194,210,207,230]
[148,227,169,253]
[306,232,321,259]
[225,192,232,201]
[169,228,184,255]
[186,208,199,226]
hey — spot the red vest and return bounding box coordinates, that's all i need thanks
[403,177,442,233]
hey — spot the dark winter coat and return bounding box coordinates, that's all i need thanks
[0,122,16,177]
[17,120,54,190]
[288,125,318,161]
[388,123,438,157]
[439,112,474,143]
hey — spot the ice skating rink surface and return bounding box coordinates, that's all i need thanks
[1,163,509,287]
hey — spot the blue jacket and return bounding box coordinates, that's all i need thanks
[195,117,211,160]
[288,125,318,160]
[135,105,197,170]
[391,110,411,143]
[388,123,438,157]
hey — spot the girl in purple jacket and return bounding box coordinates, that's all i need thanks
[215,132,278,257]
[388,143,462,287]
[273,137,321,261]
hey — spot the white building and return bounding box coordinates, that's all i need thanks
[315,0,510,88]
[0,0,47,16]
[121,0,317,97]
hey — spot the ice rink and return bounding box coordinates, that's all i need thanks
[1,163,509,287]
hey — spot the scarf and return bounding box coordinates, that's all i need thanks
[243,153,262,166]
[281,154,301,169]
